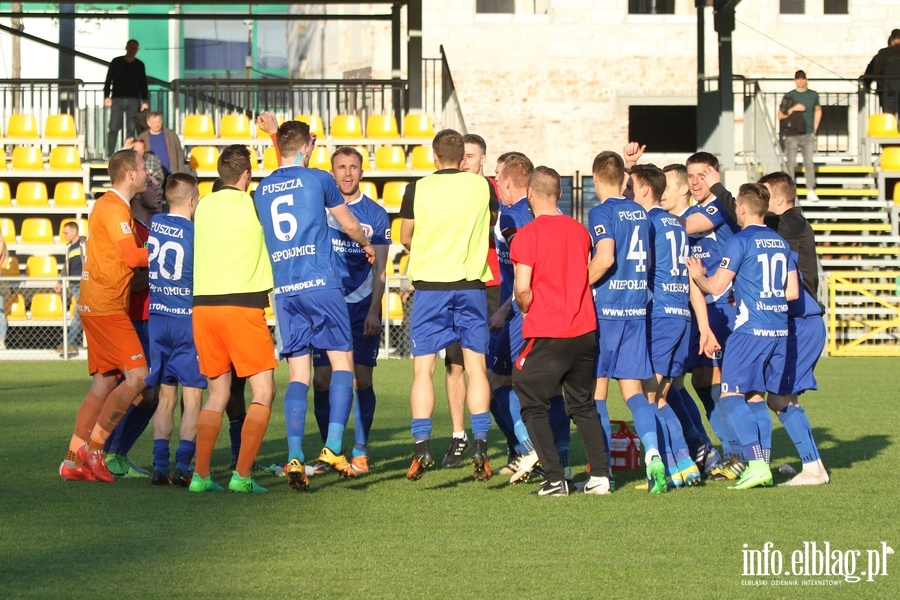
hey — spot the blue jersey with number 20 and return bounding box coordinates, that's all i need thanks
[148,213,194,318]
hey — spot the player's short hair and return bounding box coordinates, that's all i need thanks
[62,221,79,233]
[331,145,364,167]
[501,154,534,189]
[217,145,252,186]
[463,133,486,154]
[147,111,162,121]
[686,151,719,171]
[663,163,688,188]
[130,138,146,150]
[108,149,140,184]
[591,151,625,186]
[497,151,525,166]
[433,129,465,166]
[165,172,198,206]
[758,171,797,204]
[529,166,561,199]
[276,120,311,156]
[629,164,666,203]
[737,182,770,217]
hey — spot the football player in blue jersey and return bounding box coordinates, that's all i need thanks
[587,151,668,494]
[687,183,800,490]
[145,173,205,487]
[255,121,374,491]
[309,146,390,476]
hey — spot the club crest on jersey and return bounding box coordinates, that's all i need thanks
[593,224,606,237]
[705,205,718,216]
[120,222,133,234]
[719,257,731,269]
[361,223,373,238]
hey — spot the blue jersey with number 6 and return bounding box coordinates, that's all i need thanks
[255,165,344,299]
[588,197,650,320]
[148,213,194,318]
[720,224,791,335]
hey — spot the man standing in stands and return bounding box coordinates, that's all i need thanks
[777,70,822,202]
[55,221,86,357]
[874,30,900,120]
[104,39,149,158]
[138,111,186,181]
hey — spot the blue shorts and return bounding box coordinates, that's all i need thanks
[313,299,379,368]
[276,288,352,359]
[779,315,825,395]
[596,319,653,380]
[720,331,786,396]
[132,318,150,358]
[686,299,735,370]
[648,317,690,379]
[144,314,207,389]
[410,289,489,357]
[491,310,525,376]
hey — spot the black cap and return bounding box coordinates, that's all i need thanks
[794,70,807,79]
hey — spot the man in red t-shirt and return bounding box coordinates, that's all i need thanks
[510,166,609,497]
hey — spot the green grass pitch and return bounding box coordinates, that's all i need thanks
[0,357,897,598]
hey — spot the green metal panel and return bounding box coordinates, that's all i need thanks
[128,4,172,82]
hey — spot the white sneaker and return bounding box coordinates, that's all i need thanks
[578,476,611,495]
[508,450,540,484]
[806,189,819,202]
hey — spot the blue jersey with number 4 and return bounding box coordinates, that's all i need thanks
[148,213,194,318]
[255,165,344,299]
[721,224,791,335]
[327,194,390,304]
[647,206,690,320]
[588,197,650,320]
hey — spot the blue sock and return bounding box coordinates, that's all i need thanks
[660,404,692,466]
[285,381,309,463]
[228,416,244,461]
[625,394,659,455]
[325,370,354,454]
[152,439,169,472]
[513,419,534,454]
[778,404,821,464]
[548,395,571,451]
[312,390,330,444]
[175,439,195,473]
[353,387,376,457]
[411,417,431,442]
[470,411,491,442]
[749,401,772,463]
[490,385,518,452]
[507,389,524,454]
[654,407,676,476]
[104,404,134,453]
[719,395,763,462]
[114,400,156,456]
[712,385,743,459]
[595,399,612,467]
[665,388,702,453]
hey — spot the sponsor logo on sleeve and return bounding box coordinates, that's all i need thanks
[706,205,718,216]
[593,224,606,237]
[120,222,133,234]
[720,257,731,269]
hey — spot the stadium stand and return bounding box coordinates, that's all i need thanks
[11,146,44,170]
[52,181,88,208]
[403,113,434,139]
[20,218,54,244]
[44,114,77,139]
[25,255,59,278]
[14,181,49,207]
[29,293,63,320]
[6,114,39,138]
[0,181,12,206]
[331,114,364,139]
[410,145,435,171]
[366,114,400,139]
[262,146,279,170]
[48,146,81,171]
[189,146,220,172]
[359,181,378,202]
[183,113,216,139]
[375,145,407,171]
[220,114,252,139]
[308,146,332,170]
[382,181,407,210]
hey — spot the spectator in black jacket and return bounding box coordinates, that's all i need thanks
[104,39,149,157]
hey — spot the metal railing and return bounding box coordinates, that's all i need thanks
[742,79,784,179]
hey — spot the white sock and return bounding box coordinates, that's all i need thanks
[452,431,467,440]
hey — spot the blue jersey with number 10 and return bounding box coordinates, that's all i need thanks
[255,165,344,299]
[148,213,194,318]
[588,197,650,320]
[647,206,690,320]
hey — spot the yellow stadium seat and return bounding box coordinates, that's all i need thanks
[382,181,407,208]
[53,181,88,207]
[49,146,82,170]
[14,181,49,207]
[198,180,214,199]
[375,145,407,170]
[0,152,5,169]
[26,255,59,277]
[411,146,435,171]
[331,114,364,139]
[248,181,259,194]
[0,182,11,206]
[20,218,54,244]
[11,146,45,170]
[893,182,900,206]
[220,114,252,139]
[1,256,19,277]
[7,294,26,320]
[7,114,39,138]
[366,115,400,139]
[257,114,285,139]
[44,114,77,138]
[189,146,220,171]
[30,293,64,319]
[308,146,332,170]
[59,218,88,239]
[881,146,900,171]
[0,218,15,242]
[383,291,405,322]
[294,114,325,138]
[247,146,260,170]
[183,114,216,138]
[404,113,434,139]
[390,217,402,244]
[352,145,370,168]
[358,181,378,202]
[867,113,900,138]
[263,146,280,170]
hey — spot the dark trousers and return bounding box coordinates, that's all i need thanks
[107,97,142,156]
[513,332,608,482]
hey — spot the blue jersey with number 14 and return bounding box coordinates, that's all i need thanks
[255,165,344,299]
[148,213,194,318]
[647,206,690,320]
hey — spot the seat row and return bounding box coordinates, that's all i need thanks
[1,255,62,278]
[3,293,74,321]
[2,145,83,171]
[0,114,78,139]
[183,113,434,141]
[1,218,87,245]
[0,181,89,208]
[189,144,435,174]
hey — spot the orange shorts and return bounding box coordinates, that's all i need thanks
[82,314,147,375]
[192,305,277,378]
